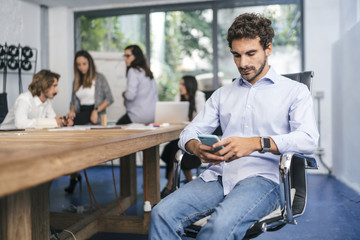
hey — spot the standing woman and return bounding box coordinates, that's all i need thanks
[65,50,114,194]
[68,50,114,125]
[117,45,158,124]
[160,75,205,198]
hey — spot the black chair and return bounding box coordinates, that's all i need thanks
[173,71,318,239]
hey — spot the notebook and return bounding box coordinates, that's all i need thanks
[154,101,189,123]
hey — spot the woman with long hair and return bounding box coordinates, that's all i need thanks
[65,50,114,194]
[160,75,205,198]
[117,45,158,124]
[68,50,113,125]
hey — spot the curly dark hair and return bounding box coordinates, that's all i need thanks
[28,69,60,97]
[227,13,274,50]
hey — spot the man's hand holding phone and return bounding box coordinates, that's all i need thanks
[197,134,226,165]
[198,134,224,153]
[191,134,265,164]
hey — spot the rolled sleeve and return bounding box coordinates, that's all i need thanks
[271,85,319,154]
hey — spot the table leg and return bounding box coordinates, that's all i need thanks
[0,182,50,240]
[31,182,51,239]
[120,153,137,203]
[143,145,160,206]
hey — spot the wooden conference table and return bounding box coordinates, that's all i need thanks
[0,124,184,240]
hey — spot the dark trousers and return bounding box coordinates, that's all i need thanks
[161,140,201,179]
[74,105,95,125]
[116,113,132,125]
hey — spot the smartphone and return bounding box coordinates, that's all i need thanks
[198,134,224,153]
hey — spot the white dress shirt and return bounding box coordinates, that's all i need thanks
[178,67,319,195]
[0,91,57,129]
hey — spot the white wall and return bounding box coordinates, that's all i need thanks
[48,7,74,116]
[0,0,41,109]
[305,0,360,193]
[304,0,340,173]
[332,1,360,193]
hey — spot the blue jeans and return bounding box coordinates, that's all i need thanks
[149,176,281,240]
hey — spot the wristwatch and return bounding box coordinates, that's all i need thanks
[260,137,271,153]
[94,107,98,112]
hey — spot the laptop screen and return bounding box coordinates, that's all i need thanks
[154,101,189,123]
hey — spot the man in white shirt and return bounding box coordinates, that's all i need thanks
[150,13,319,239]
[0,69,72,129]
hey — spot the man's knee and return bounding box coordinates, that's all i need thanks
[151,200,173,223]
[151,203,164,222]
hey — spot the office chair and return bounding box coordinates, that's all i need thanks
[173,71,318,239]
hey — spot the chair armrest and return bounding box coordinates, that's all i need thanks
[279,153,318,224]
[280,153,318,174]
[173,149,184,190]
[280,153,296,224]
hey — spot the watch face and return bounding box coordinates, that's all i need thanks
[260,137,271,153]
[263,138,271,148]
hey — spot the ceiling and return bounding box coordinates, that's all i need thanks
[20,0,209,10]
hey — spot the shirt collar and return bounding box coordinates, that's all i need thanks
[34,95,48,107]
[238,66,278,87]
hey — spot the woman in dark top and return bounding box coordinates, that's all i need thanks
[161,75,205,198]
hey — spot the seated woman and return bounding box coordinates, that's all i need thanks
[161,75,205,198]
[65,50,114,194]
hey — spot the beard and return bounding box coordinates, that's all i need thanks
[239,56,267,83]
[44,91,56,99]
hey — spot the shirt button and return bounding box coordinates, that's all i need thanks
[245,125,248,128]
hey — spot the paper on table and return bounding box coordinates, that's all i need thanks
[47,125,92,131]
[121,123,157,130]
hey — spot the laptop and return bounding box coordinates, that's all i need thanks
[154,101,189,123]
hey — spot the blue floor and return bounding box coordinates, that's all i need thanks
[50,167,360,240]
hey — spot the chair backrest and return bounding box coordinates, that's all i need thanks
[202,90,215,101]
[282,71,314,91]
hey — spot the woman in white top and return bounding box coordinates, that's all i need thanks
[68,50,114,125]
[117,45,158,124]
[161,75,205,198]
[65,50,114,194]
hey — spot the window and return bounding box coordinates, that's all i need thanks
[75,0,303,104]
[79,14,146,52]
[218,4,302,86]
[150,10,213,100]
